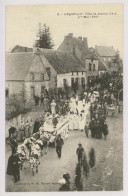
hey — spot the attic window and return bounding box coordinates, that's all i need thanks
[89,63,91,71]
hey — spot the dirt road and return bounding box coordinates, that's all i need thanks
[6,114,123,192]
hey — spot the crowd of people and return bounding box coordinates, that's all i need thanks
[6,72,123,189]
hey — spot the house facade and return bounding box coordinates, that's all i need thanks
[95,45,119,73]
[58,33,99,83]
[89,47,108,75]
[6,50,56,103]
[6,47,87,103]
[40,48,86,89]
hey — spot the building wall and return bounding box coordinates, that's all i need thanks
[57,72,87,88]
[24,81,49,102]
[102,56,114,63]
[85,59,99,83]
[39,54,57,88]
[6,81,24,97]
[85,59,98,71]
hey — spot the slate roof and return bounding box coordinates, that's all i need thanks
[6,52,39,80]
[89,47,108,71]
[58,35,92,63]
[95,46,116,57]
[11,45,33,53]
[39,48,85,74]
[6,49,85,81]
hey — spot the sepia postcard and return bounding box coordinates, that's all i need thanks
[0,0,126,194]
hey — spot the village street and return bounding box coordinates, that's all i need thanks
[6,113,123,192]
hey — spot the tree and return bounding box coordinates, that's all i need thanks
[34,23,54,49]
[112,50,120,69]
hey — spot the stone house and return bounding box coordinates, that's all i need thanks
[89,47,108,75]
[58,33,99,83]
[40,48,86,89]
[6,47,86,103]
[95,45,119,73]
[6,50,55,103]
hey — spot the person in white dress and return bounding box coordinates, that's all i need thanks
[79,113,86,132]
[68,112,74,131]
[51,100,56,115]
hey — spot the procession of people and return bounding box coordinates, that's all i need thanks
[6,72,123,189]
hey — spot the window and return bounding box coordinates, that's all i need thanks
[72,72,73,76]
[30,87,35,99]
[108,58,111,62]
[82,71,83,75]
[6,89,9,98]
[40,73,44,81]
[89,63,91,71]
[75,77,78,83]
[104,58,106,61]
[30,73,34,81]
[41,86,45,93]
[93,64,95,71]
[46,67,51,79]
[77,72,78,75]
[81,77,85,88]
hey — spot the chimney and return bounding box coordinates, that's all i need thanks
[33,47,40,55]
[68,33,73,37]
[83,37,88,48]
[78,37,82,41]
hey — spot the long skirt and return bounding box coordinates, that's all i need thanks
[96,129,102,139]
[7,155,13,175]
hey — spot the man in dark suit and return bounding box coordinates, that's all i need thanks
[56,134,64,158]
[76,144,84,165]
[7,153,21,183]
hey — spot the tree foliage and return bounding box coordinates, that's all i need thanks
[34,23,54,49]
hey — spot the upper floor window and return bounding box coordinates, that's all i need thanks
[89,63,91,71]
[30,73,34,81]
[40,73,44,81]
[46,67,51,79]
[93,64,95,71]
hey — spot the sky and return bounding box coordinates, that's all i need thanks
[6,4,123,58]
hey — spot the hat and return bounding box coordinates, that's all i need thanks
[63,173,70,180]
